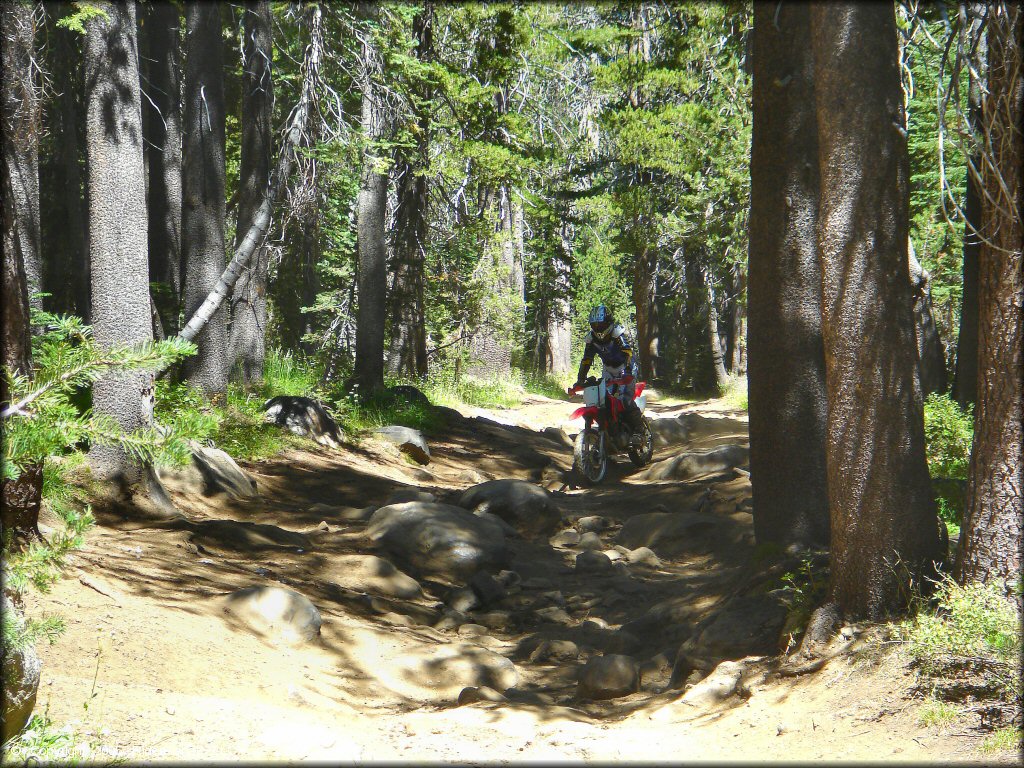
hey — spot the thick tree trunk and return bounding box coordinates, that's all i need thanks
[811,2,941,620]
[181,1,228,397]
[1,0,43,541]
[706,274,730,393]
[682,256,719,395]
[955,2,1022,598]
[144,1,183,336]
[84,1,157,485]
[353,22,388,394]
[908,239,948,397]
[1,1,42,315]
[633,244,658,381]
[748,1,832,547]
[386,3,432,378]
[544,230,573,375]
[228,1,273,386]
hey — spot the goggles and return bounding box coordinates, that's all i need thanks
[590,319,612,337]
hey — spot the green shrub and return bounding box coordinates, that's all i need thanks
[980,726,1023,754]
[923,393,973,479]
[723,374,748,411]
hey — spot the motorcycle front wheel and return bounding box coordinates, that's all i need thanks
[573,428,608,485]
[628,417,654,467]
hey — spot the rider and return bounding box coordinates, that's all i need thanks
[572,305,645,447]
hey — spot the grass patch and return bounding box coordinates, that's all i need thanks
[917,697,959,728]
[722,374,748,411]
[0,714,118,766]
[980,726,1022,754]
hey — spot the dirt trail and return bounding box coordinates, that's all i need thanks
[26,391,1002,762]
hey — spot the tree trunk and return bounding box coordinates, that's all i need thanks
[544,227,573,375]
[811,2,941,620]
[1,0,43,541]
[908,239,948,397]
[682,255,719,395]
[144,1,183,336]
[386,3,432,379]
[633,244,658,381]
[181,1,228,397]
[84,1,157,485]
[748,1,830,551]
[955,1,1022,597]
[228,0,273,386]
[353,18,388,395]
[706,272,730,392]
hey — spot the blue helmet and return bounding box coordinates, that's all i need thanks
[588,305,613,339]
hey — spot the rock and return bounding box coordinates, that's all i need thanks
[375,426,431,465]
[681,660,743,707]
[535,606,573,624]
[577,531,604,551]
[365,502,511,584]
[458,480,561,537]
[521,576,555,590]
[540,590,566,606]
[529,639,580,663]
[458,685,508,705]
[457,623,489,638]
[168,442,258,499]
[616,511,725,557]
[434,610,468,632]
[434,405,467,424]
[447,587,481,613]
[602,549,623,562]
[474,510,519,538]
[694,595,787,659]
[577,655,640,700]
[575,550,614,574]
[638,445,749,482]
[308,503,376,522]
[626,546,661,567]
[263,395,343,448]
[577,515,611,533]
[475,611,513,631]
[381,385,432,408]
[496,570,522,589]
[582,617,610,630]
[542,426,574,448]
[385,489,437,505]
[458,469,491,485]
[222,586,322,646]
[318,554,423,599]
[1,597,41,742]
[549,529,581,548]
[422,647,518,692]
[468,572,507,607]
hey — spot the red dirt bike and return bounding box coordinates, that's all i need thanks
[566,375,654,485]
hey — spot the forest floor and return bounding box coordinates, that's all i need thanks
[24,390,1013,763]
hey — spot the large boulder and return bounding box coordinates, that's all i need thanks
[638,445,749,482]
[375,426,431,465]
[616,511,725,557]
[1,597,41,743]
[680,660,744,707]
[457,480,561,537]
[365,502,512,583]
[262,396,343,448]
[222,586,322,646]
[693,594,787,659]
[318,554,423,600]
[189,442,259,498]
[577,654,640,700]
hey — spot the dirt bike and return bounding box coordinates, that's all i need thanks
[566,374,654,485]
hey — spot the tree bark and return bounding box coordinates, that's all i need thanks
[181,1,228,397]
[706,272,730,392]
[682,255,720,395]
[353,14,388,395]
[84,1,157,485]
[634,244,659,381]
[1,0,43,541]
[386,3,432,378]
[955,1,1022,597]
[228,0,273,386]
[544,226,573,375]
[811,2,942,620]
[908,239,948,397]
[143,1,183,336]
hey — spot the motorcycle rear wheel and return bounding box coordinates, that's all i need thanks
[573,428,608,485]
[628,417,654,467]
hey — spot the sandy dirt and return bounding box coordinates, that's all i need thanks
[23,391,1010,763]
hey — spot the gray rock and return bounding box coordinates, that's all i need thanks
[529,639,580,663]
[186,442,258,499]
[681,660,743,706]
[457,623,489,638]
[474,510,519,538]
[542,426,575,449]
[447,587,482,613]
[577,515,611,533]
[695,595,787,659]
[577,531,604,551]
[535,606,573,624]
[318,554,423,600]
[616,511,725,557]
[578,655,640,700]
[263,395,343,448]
[222,586,322,646]
[458,479,561,537]
[365,502,511,584]
[626,546,662,567]
[575,550,614,574]
[375,426,431,465]
[385,489,437,505]
[521,576,555,590]
[468,572,507,607]
[496,570,522,589]
[458,685,508,705]
[1,597,41,742]
[639,445,749,482]
[430,648,518,692]
[382,385,432,408]
[475,610,513,631]
[434,610,468,632]
[549,529,581,548]
[602,549,623,562]
[582,617,610,630]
